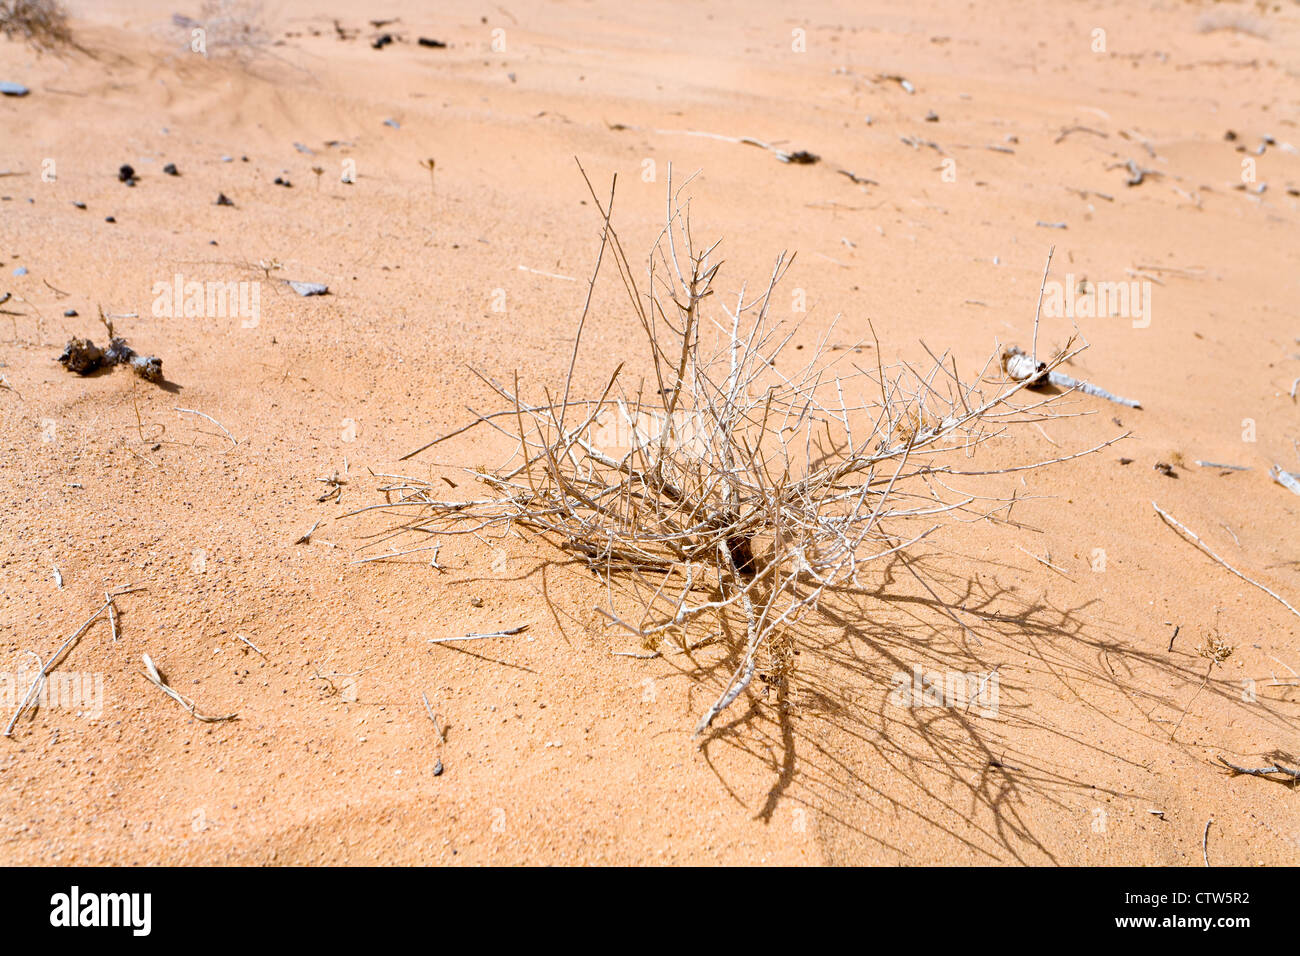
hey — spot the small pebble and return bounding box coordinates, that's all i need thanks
[163,163,179,176]
[63,309,77,317]
[273,176,292,187]
[104,216,115,223]
[118,164,136,184]
[13,266,27,276]
[383,118,400,129]
[433,759,444,776]
[288,281,328,296]
[215,192,234,206]
[71,200,86,209]
[0,82,29,97]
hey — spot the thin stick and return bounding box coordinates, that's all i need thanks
[175,407,238,446]
[105,591,118,642]
[294,518,322,544]
[1216,756,1300,781]
[5,602,109,736]
[421,692,446,742]
[349,544,442,565]
[429,624,530,644]
[141,653,238,722]
[1152,502,1300,621]
[1015,544,1071,577]
[1046,370,1141,408]
[235,633,266,656]
[1031,246,1054,365]
[4,587,143,736]
[1271,465,1300,496]
[1202,819,1212,867]
[517,265,577,282]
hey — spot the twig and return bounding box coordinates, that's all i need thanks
[1195,460,1250,471]
[517,265,577,282]
[1202,819,1212,867]
[1270,465,1300,496]
[429,624,530,644]
[1152,502,1300,621]
[1216,756,1300,781]
[105,591,118,642]
[1046,370,1141,408]
[1032,247,1054,365]
[294,518,322,544]
[349,544,442,565]
[4,587,143,736]
[175,407,238,446]
[235,633,266,656]
[1015,544,1071,577]
[421,692,446,742]
[141,653,238,722]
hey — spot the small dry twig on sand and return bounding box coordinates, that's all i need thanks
[1171,634,1233,741]
[429,624,530,644]
[4,586,142,736]
[420,692,446,742]
[1002,346,1141,408]
[1216,755,1300,782]
[1270,465,1300,496]
[1202,819,1213,867]
[235,633,265,656]
[1153,502,1300,622]
[359,162,1117,735]
[141,653,238,722]
[175,407,238,445]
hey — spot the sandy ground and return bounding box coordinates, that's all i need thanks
[0,0,1297,865]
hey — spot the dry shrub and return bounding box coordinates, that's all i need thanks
[360,166,1115,736]
[172,0,271,58]
[1196,8,1272,40]
[0,0,72,51]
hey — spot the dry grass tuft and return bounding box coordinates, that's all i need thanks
[1196,8,1272,40]
[0,0,72,51]
[172,0,271,58]
[357,164,1121,736]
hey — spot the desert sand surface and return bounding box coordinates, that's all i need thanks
[0,0,1297,866]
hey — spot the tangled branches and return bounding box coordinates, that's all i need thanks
[360,163,1123,736]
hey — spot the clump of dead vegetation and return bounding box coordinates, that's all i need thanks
[56,309,163,382]
[362,165,1120,736]
[171,0,271,58]
[0,0,72,51]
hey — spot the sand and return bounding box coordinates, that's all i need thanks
[0,0,1297,865]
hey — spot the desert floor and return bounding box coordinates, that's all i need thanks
[1,0,1298,864]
